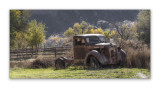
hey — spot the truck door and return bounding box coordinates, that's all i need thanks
[74,37,86,60]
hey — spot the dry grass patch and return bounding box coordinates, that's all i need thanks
[116,40,150,69]
[31,55,54,68]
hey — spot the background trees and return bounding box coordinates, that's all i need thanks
[10,10,46,49]
[63,21,116,40]
[137,10,150,45]
[10,10,29,48]
[10,10,150,49]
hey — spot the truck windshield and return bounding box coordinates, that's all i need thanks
[86,36,107,44]
[98,36,107,43]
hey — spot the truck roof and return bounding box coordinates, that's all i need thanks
[74,34,104,37]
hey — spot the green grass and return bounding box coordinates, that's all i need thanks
[10,66,150,79]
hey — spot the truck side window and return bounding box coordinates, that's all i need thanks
[86,38,89,43]
[75,38,85,45]
[81,39,85,45]
[75,38,81,45]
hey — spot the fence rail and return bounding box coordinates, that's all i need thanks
[10,46,72,60]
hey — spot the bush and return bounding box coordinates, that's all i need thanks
[31,55,54,68]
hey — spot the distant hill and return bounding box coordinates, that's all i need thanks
[29,10,139,37]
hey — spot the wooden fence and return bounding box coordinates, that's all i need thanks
[10,46,72,60]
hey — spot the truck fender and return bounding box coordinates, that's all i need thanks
[84,50,108,66]
[117,49,126,64]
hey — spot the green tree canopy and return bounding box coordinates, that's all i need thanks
[10,10,30,48]
[137,10,150,45]
[26,20,46,48]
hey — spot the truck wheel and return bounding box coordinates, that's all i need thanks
[55,58,65,70]
[89,56,100,69]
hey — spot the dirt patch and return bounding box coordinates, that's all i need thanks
[136,73,147,78]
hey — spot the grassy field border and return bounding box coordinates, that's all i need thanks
[10,66,150,79]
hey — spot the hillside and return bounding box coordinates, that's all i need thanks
[29,10,139,37]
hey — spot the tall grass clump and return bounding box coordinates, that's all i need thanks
[118,40,150,69]
[125,47,150,69]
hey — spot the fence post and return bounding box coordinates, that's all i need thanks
[54,48,56,59]
[17,49,18,59]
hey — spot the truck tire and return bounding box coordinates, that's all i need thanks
[89,56,100,69]
[55,58,65,70]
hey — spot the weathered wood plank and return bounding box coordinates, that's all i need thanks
[10,47,71,59]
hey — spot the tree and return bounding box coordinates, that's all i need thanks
[63,21,116,40]
[104,30,116,40]
[64,21,90,37]
[92,28,104,35]
[15,31,28,49]
[119,24,136,40]
[73,23,81,35]
[80,21,88,33]
[64,27,74,37]
[26,20,46,49]
[10,10,30,48]
[137,10,150,45]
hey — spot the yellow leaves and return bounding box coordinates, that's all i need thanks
[104,30,116,39]
[64,27,74,37]
[111,30,116,35]
[73,23,81,30]
[90,29,94,34]
[86,28,104,35]
[93,28,104,35]
[64,21,115,40]
[84,28,104,35]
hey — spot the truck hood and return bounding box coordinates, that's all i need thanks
[95,43,116,46]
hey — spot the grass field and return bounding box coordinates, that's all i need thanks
[10,66,150,79]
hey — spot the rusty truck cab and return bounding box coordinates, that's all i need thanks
[73,34,107,60]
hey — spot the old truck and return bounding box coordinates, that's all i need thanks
[55,34,126,69]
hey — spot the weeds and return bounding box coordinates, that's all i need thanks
[116,39,150,69]
[125,47,150,69]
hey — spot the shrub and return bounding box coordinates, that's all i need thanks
[31,55,54,68]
